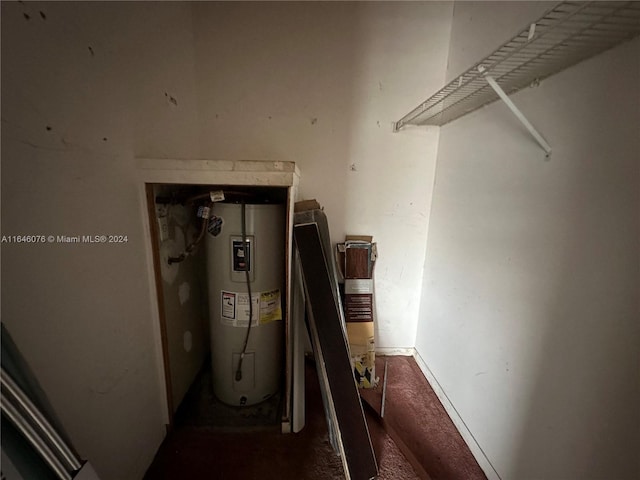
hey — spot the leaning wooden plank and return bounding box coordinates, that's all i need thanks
[294,222,378,480]
[294,207,343,451]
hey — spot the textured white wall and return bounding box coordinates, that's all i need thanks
[415,3,640,478]
[191,1,453,349]
[443,1,552,82]
[1,2,200,478]
[153,186,209,413]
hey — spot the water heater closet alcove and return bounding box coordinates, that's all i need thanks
[206,202,285,407]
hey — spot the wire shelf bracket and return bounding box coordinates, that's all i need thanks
[482,67,552,158]
[393,1,640,156]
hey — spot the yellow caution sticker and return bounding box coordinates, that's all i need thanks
[259,289,282,324]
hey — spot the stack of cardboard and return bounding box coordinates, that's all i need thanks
[337,236,378,388]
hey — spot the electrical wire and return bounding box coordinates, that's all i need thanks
[235,200,253,382]
[167,202,212,265]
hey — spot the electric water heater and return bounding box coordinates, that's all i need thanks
[206,202,285,406]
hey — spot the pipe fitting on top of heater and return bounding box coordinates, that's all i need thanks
[167,190,225,265]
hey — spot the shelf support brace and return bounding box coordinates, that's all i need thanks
[481,69,552,158]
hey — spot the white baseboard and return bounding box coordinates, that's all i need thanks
[375,347,415,356]
[413,350,501,480]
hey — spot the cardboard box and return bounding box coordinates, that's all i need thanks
[344,279,374,322]
[337,236,378,388]
[346,322,376,388]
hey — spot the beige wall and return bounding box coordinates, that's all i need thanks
[1,2,200,478]
[191,1,453,349]
[416,3,640,479]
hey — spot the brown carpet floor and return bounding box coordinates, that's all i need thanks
[144,356,486,480]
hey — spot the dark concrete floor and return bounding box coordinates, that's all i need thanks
[144,356,486,480]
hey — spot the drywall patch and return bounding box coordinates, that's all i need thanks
[185,223,199,252]
[169,205,189,227]
[159,240,179,284]
[173,225,185,247]
[178,282,190,305]
[183,331,193,352]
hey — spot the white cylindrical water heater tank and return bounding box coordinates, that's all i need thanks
[206,202,285,406]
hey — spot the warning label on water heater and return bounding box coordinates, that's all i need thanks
[220,289,282,327]
[221,292,236,321]
[259,290,282,324]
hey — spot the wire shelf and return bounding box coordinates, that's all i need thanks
[394,1,640,130]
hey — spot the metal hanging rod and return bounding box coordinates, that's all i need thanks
[1,392,73,480]
[393,1,640,139]
[0,368,82,478]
